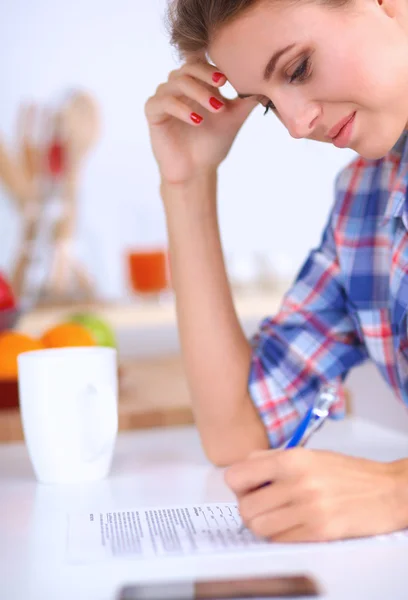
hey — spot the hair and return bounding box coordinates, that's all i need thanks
[167,0,350,58]
[167,0,260,56]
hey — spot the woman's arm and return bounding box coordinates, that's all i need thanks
[162,172,269,466]
[145,58,265,466]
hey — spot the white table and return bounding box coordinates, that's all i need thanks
[1,417,408,600]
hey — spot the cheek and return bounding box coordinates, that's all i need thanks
[311,59,360,102]
[341,39,405,109]
[313,54,390,109]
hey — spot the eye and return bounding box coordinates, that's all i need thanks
[289,57,311,83]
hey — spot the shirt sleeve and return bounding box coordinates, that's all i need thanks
[249,215,368,448]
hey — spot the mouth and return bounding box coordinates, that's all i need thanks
[328,112,356,139]
[328,111,356,148]
[327,112,356,148]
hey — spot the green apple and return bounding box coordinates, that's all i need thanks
[67,313,117,348]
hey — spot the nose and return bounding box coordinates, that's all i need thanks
[278,98,321,139]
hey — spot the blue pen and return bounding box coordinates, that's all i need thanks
[238,385,337,532]
[284,404,315,449]
[283,383,337,449]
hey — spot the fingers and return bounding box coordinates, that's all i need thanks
[247,505,304,540]
[167,74,226,113]
[240,489,331,542]
[272,521,335,543]
[225,449,310,496]
[145,93,203,127]
[170,61,227,88]
[269,525,305,543]
[145,61,227,127]
[239,481,293,524]
[225,455,272,496]
[237,479,327,541]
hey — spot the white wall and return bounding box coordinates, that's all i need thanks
[0,0,355,299]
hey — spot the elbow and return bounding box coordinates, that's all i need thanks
[202,446,239,468]
[200,431,270,468]
[194,392,271,467]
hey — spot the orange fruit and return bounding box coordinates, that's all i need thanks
[0,331,44,380]
[41,322,96,348]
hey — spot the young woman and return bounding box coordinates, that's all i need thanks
[144,0,408,542]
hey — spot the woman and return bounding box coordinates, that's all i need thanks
[144,0,408,542]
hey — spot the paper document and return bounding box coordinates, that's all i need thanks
[68,503,269,561]
[67,502,408,562]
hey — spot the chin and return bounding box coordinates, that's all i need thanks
[353,124,407,160]
[355,144,391,160]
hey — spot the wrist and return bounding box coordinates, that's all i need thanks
[161,169,217,198]
[160,170,218,220]
[160,168,217,191]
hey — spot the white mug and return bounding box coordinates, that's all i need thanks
[18,347,118,484]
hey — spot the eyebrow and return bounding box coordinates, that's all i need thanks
[237,43,296,99]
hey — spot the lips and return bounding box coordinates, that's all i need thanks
[328,113,356,140]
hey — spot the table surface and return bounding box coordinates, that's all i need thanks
[1,417,408,600]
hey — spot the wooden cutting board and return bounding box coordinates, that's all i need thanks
[0,354,194,443]
[118,354,194,428]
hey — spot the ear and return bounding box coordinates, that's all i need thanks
[377,0,398,18]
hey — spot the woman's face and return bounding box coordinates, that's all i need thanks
[209,0,408,159]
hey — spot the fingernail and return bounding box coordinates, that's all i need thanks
[212,72,225,83]
[190,112,203,124]
[209,97,224,110]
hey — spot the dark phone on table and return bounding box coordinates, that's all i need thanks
[117,574,321,599]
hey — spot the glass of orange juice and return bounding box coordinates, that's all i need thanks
[127,247,171,301]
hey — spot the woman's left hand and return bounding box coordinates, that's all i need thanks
[225,448,408,542]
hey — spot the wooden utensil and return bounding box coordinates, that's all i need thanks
[42,91,100,303]
[3,93,101,307]
[0,139,33,212]
[10,104,48,302]
[16,103,42,184]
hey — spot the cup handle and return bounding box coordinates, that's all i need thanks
[77,383,118,463]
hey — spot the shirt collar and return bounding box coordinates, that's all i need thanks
[382,130,408,226]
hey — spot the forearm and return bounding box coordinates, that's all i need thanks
[392,458,408,529]
[161,172,268,465]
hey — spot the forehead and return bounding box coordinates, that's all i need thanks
[208,2,340,90]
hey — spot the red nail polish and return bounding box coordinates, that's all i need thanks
[209,97,224,110]
[212,72,225,83]
[190,112,203,124]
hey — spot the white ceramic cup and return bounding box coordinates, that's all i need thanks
[18,347,118,484]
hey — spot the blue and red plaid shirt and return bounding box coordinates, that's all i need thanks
[249,130,408,447]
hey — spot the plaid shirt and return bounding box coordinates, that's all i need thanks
[249,130,408,448]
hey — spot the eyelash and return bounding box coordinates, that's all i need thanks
[263,101,275,115]
[289,57,311,84]
[263,57,311,116]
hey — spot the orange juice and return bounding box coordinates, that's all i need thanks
[128,249,169,294]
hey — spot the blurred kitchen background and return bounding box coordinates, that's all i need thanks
[0,0,355,301]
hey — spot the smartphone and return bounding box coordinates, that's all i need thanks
[117,574,321,599]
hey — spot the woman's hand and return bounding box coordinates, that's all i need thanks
[225,448,408,542]
[145,56,257,185]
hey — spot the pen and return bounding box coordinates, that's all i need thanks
[283,404,315,449]
[283,383,337,449]
[238,384,337,533]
